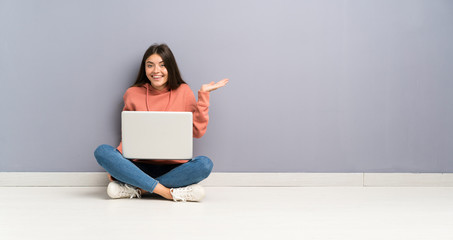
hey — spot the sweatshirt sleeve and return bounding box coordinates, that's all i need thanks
[116,90,131,153]
[187,89,210,138]
[122,89,135,111]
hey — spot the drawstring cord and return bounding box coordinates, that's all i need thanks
[164,89,171,111]
[145,84,150,111]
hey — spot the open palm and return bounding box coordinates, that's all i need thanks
[200,78,229,92]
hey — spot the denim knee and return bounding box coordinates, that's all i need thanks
[193,156,213,178]
[94,144,115,166]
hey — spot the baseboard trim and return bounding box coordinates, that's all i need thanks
[1,172,453,187]
[201,173,364,187]
[0,172,110,187]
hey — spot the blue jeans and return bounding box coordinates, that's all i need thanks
[94,144,213,192]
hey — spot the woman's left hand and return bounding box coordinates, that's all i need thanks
[200,78,229,92]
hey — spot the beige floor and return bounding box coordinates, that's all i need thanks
[1,186,453,240]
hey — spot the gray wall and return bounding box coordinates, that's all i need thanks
[1,0,452,172]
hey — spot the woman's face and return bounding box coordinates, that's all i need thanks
[145,54,168,90]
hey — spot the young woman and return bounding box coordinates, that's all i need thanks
[94,43,228,202]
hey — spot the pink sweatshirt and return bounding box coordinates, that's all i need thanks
[117,83,210,164]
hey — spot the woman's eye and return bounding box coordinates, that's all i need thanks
[147,65,153,68]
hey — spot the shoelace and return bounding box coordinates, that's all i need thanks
[122,184,141,199]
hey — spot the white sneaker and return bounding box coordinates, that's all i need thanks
[170,184,205,202]
[107,181,141,199]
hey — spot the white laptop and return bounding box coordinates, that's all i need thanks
[121,111,193,159]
